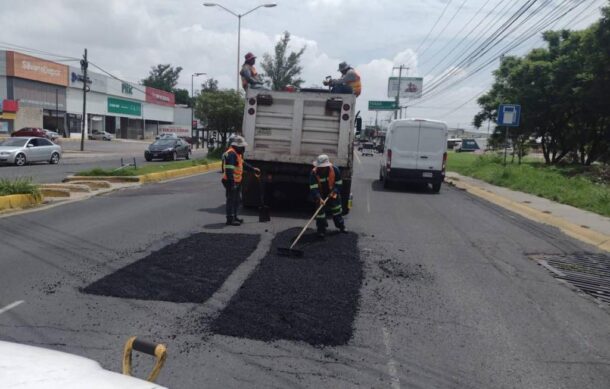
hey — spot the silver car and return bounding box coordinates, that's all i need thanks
[89,130,113,141]
[0,137,62,166]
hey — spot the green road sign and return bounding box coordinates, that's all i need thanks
[368,100,397,110]
[107,97,141,116]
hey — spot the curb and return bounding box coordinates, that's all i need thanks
[446,177,610,252]
[64,161,222,184]
[0,194,42,212]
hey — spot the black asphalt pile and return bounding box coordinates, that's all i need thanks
[83,233,259,303]
[210,228,362,346]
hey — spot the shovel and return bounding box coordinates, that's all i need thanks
[256,171,270,222]
[277,195,329,257]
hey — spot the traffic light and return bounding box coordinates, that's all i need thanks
[355,117,362,133]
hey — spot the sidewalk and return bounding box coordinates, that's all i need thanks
[445,172,610,252]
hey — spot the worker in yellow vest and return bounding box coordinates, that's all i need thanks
[222,136,260,225]
[309,154,347,238]
[323,62,361,97]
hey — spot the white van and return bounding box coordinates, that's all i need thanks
[379,118,448,193]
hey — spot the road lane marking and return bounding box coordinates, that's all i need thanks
[355,151,362,166]
[367,188,371,214]
[382,326,401,389]
[0,300,24,315]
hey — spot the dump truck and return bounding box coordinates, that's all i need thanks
[241,88,356,213]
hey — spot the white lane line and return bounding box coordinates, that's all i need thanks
[0,300,24,315]
[382,326,401,389]
[367,188,371,214]
[355,151,362,166]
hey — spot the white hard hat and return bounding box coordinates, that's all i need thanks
[230,135,248,147]
[313,154,332,167]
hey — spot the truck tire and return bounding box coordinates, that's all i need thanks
[341,179,352,215]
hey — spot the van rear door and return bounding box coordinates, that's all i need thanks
[416,121,446,171]
[388,122,420,170]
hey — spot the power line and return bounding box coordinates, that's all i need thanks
[0,41,80,61]
[412,0,455,58]
[417,0,470,59]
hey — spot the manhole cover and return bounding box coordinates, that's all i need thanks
[531,253,610,304]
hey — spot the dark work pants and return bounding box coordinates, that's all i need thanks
[316,195,344,231]
[223,181,241,220]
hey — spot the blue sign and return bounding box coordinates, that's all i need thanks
[497,104,521,127]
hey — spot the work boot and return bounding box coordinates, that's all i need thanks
[317,229,326,238]
[339,225,348,234]
[226,218,241,226]
[234,216,244,224]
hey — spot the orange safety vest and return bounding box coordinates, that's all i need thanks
[241,64,258,90]
[222,147,243,183]
[313,165,336,195]
[348,70,362,97]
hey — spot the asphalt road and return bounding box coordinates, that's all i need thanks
[0,139,210,183]
[0,152,609,388]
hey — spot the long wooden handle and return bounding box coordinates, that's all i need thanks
[289,196,329,250]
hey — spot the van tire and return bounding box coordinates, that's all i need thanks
[432,181,442,193]
[383,177,391,189]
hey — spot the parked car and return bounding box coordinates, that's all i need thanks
[88,130,113,141]
[379,118,448,193]
[144,138,191,161]
[361,142,375,156]
[455,138,480,152]
[43,129,60,142]
[0,137,62,166]
[11,127,48,139]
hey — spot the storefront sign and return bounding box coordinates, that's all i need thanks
[68,67,108,93]
[158,125,190,136]
[107,97,141,116]
[106,79,145,101]
[122,83,133,95]
[7,51,68,87]
[2,99,19,113]
[145,87,175,107]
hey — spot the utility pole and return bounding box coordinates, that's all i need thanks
[80,49,88,151]
[392,65,409,119]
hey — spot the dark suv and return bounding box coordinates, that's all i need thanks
[12,128,48,139]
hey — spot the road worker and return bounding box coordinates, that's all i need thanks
[222,136,260,225]
[309,154,347,237]
[240,52,264,91]
[323,62,361,97]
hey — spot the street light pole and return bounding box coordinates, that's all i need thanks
[191,72,206,147]
[203,3,277,91]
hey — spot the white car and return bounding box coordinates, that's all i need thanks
[0,137,62,166]
[380,118,448,193]
[89,130,113,141]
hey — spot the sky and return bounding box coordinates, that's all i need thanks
[1,0,606,131]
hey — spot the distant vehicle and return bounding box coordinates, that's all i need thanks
[145,138,191,161]
[380,118,448,193]
[43,129,60,142]
[11,127,48,139]
[455,138,480,152]
[0,137,62,166]
[88,130,113,141]
[361,142,374,156]
[447,138,462,150]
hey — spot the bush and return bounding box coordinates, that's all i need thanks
[0,177,41,197]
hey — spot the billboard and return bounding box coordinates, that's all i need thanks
[6,51,68,87]
[387,77,423,99]
[146,87,175,107]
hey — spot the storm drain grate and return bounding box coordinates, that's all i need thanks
[531,253,610,304]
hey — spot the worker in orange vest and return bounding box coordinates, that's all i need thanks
[240,52,264,91]
[222,136,260,225]
[309,154,347,238]
[323,62,361,97]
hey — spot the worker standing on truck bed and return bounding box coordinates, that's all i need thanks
[323,62,361,97]
[240,52,264,91]
[222,136,260,226]
[310,154,347,238]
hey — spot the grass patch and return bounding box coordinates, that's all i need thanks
[0,177,41,198]
[447,152,610,217]
[76,158,219,177]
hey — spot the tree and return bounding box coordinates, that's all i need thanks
[260,31,306,90]
[142,64,183,92]
[173,88,190,106]
[195,89,244,148]
[201,78,219,93]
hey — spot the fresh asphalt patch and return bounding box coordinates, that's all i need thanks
[210,228,363,346]
[83,233,260,303]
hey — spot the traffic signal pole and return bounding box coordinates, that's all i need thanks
[80,48,88,152]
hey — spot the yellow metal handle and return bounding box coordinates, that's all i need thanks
[122,336,167,383]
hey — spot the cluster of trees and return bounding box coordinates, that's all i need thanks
[141,31,307,148]
[474,4,610,165]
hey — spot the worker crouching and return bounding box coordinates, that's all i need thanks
[310,154,347,238]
